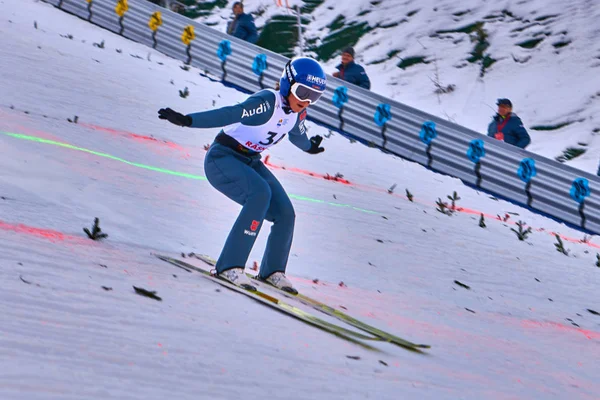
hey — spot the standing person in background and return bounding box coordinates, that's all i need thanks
[227,1,258,44]
[332,47,371,90]
[487,98,531,149]
[157,57,327,294]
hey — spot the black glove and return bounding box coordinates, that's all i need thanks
[306,135,325,154]
[158,108,192,127]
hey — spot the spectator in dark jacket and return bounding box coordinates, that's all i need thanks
[332,47,371,90]
[226,2,258,44]
[487,98,531,149]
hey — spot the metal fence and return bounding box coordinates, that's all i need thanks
[43,0,600,235]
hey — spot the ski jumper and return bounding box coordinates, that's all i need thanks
[186,89,312,278]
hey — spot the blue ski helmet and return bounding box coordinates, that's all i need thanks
[279,57,327,103]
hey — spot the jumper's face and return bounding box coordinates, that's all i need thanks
[288,93,310,113]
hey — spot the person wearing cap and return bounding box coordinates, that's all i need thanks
[332,47,371,90]
[226,1,258,44]
[487,98,531,149]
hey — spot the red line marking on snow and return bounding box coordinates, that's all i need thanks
[0,219,86,243]
[449,208,600,249]
[80,123,185,150]
[79,123,193,158]
[264,155,597,248]
[263,155,353,185]
[521,319,600,340]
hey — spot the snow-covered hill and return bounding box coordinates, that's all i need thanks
[1,1,600,399]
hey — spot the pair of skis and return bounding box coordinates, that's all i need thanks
[155,253,430,353]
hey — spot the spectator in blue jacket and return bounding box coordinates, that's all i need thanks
[487,98,531,149]
[227,2,258,44]
[332,47,371,90]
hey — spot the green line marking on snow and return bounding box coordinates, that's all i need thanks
[1,131,206,180]
[1,131,381,215]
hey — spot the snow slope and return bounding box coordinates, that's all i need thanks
[1,1,600,399]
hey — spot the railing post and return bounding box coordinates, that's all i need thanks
[295,5,303,56]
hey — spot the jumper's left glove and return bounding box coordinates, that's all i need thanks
[305,135,324,154]
[158,108,192,127]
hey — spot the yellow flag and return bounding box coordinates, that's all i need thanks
[115,0,128,17]
[181,25,195,45]
[148,11,162,31]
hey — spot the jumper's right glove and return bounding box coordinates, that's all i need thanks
[305,135,325,154]
[158,108,192,127]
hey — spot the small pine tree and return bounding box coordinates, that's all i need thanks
[436,198,451,215]
[84,217,108,241]
[479,213,486,228]
[581,234,591,244]
[447,191,461,211]
[179,87,189,98]
[497,213,510,222]
[554,234,569,256]
[511,220,532,241]
[596,253,600,267]
[405,189,413,202]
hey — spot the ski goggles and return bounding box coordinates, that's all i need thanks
[290,82,324,105]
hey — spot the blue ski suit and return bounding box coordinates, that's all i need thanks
[186,89,315,278]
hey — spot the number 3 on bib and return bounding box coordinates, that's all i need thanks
[259,132,286,146]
